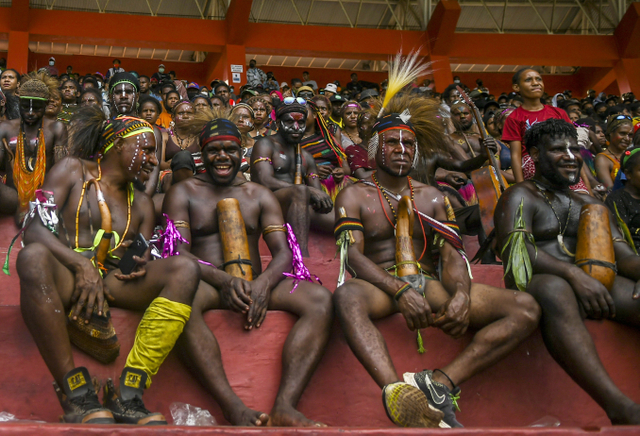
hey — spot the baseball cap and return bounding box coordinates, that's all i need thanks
[187,82,200,90]
[359,89,379,102]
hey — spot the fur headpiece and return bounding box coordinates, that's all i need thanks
[20,71,59,101]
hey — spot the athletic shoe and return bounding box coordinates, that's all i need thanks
[403,369,463,427]
[54,367,115,424]
[382,382,448,428]
[103,367,167,425]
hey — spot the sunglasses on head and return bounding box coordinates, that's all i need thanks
[613,115,632,120]
[283,97,307,105]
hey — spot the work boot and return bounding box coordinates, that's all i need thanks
[382,382,447,428]
[103,367,167,425]
[54,367,115,424]
[403,369,463,427]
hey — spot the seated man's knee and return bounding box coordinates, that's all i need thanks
[17,243,50,280]
[333,283,366,320]
[513,291,541,331]
[300,284,333,319]
[527,275,573,312]
[167,256,201,302]
[291,184,310,202]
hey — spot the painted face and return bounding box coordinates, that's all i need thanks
[120,132,158,183]
[80,93,99,107]
[173,102,195,126]
[203,140,242,186]
[376,129,416,177]
[534,135,582,187]
[251,101,267,124]
[446,89,461,106]
[19,98,46,124]
[279,112,307,143]
[515,70,544,99]
[111,82,137,115]
[1,71,18,92]
[45,95,62,117]
[450,105,473,131]
[233,107,254,133]
[140,101,159,124]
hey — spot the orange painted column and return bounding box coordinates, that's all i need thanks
[8,31,29,73]
[429,55,453,93]
[613,59,640,95]
[211,44,246,88]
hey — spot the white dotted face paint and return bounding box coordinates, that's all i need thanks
[29,99,33,114]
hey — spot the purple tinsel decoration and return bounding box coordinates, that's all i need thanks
[282,223,321,293]
[159,214,189,258]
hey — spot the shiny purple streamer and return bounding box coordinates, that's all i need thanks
[282,223,321,292]
[159,214,189,258]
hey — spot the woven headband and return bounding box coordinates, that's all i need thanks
[100,116,154,156]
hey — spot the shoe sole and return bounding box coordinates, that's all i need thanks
[61,410,116,425]
[404,372,458,428]
[382,382,446,428]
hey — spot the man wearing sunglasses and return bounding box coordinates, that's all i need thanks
[251,98,333,257]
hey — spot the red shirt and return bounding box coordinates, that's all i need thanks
[502,105,573,150]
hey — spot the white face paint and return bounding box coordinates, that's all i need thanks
[565,140,575,160]
[120,83,126,98]
[399,130,406,155]
[29,99,33,115]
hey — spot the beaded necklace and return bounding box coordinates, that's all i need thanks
[170,127,195,151]
[13,122,46,209]
[75,160,132,255]
[533,181,574,257]
[372,172,414,227]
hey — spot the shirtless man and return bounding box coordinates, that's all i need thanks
[0,72,67,217]
[108,72,162,198]
[250,98,333,256]
[333,104,540,428]
[449,102,482,159]
[495,118,640,425]
[163,118,332,427]
[16,107,199,425]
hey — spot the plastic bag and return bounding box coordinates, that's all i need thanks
[0,412,17,422]
[170,402,217,426]
[528,415,561,427]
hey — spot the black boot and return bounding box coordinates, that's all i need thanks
[54,367,115,424]
[103,367,167,425]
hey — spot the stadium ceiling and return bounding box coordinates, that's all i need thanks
[27,0,630,34]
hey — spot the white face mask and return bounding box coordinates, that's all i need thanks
[159,68,165,74]
[49,61,54,66]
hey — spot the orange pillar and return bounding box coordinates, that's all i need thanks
[8,31,29,73]
[613,59,640,95]
[429,55,453,93]
[209,44,246,87]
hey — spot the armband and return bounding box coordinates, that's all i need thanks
[262,224,287,236]
[173,220,190,229]
[252,157,272,165]
[333,217,364,239]
[307,173,319,180]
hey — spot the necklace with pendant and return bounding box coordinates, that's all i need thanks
[534,182,574,257]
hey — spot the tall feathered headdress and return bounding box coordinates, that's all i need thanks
[367,50,445,165]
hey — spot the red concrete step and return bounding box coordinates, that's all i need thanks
[2,216,640,429]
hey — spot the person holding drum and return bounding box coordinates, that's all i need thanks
[162,117,332,427]
[495,118,640,426]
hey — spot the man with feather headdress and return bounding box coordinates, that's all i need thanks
[332,52,541,429]
[0,71,67,217]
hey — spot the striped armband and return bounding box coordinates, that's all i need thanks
[394,283,412,301]
[334,217,364,239]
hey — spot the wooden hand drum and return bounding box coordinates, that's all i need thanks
[575,204,616,291]
[217,198,253,281]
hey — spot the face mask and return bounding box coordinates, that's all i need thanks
[159,68,165,73]
[454,79,461,84]
[97,81,103,88]
[49,61,54,66]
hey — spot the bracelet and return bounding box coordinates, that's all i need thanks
[262,224,287,236]
[394,283,412,301]
[252,157,272,165]
[307,172,319,179]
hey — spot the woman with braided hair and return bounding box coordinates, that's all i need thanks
[0,71,67,218]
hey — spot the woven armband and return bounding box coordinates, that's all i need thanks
[173,220,190,229]
[333,217,364,239]
[263,224,287,236]
[252,157,272,166]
